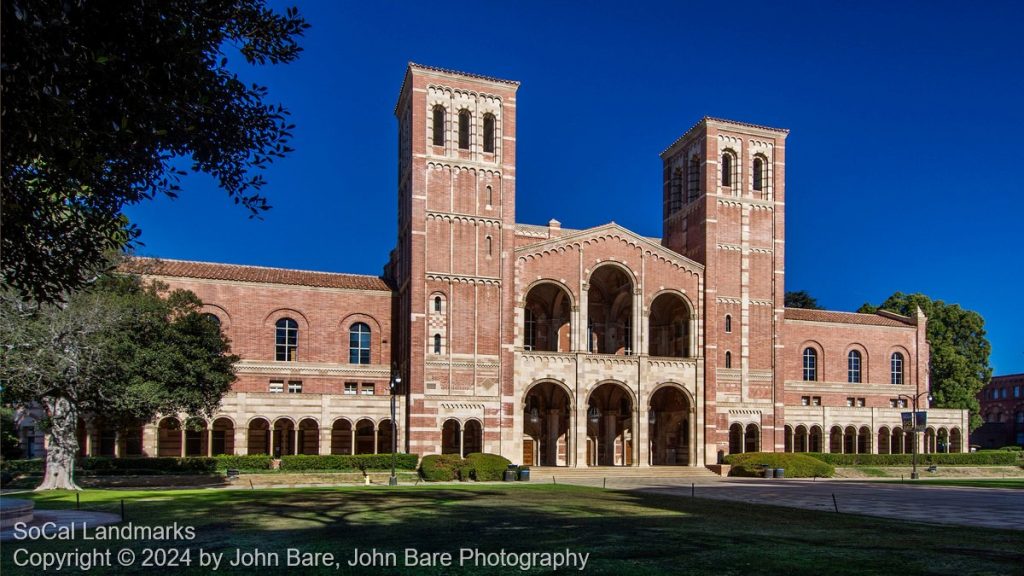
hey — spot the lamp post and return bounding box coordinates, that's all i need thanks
[389,365,401,487]
[898,391,932,480]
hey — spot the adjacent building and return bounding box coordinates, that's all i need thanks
[973,373,1024,449]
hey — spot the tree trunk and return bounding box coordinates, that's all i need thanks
[35,396,81,491]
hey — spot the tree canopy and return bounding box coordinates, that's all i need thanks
[0,273,238,489]
[1,0,309,303]
[785,290,823,309]
[858,292,991,430]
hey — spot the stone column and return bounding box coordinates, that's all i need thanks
[269,427,276,457]
[234,427,247,455]
[113,430,121,458]
[83,424,94,457]
[179,426,186,458]
[459,424,465,458]
[350,429,356,455]
[207,428,213,457]
[142,424,158,457]
[319,427,331,456]
[292,428,299,456]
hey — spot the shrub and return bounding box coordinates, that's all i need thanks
[214,454,273,471]
[0,458,43,474]
[279,454,418,472]
[462,453,511,481]
[419,454,463,481]
[77,457,218,474]
[803,452,1018,466]
[724,452,834,478]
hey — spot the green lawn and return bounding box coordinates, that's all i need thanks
[3,484,1022,575]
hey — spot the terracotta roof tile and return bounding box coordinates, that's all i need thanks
[121,257,392,292]
[784,308,915,328]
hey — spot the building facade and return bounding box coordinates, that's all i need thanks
[17,63,970,465]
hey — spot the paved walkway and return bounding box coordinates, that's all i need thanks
[551,477,1024,530]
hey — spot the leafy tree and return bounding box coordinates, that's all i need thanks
[0,274,238,490]
[1,407,23,460]
[1,1,309,303]
[858,292,991,430]
[785,290,823,309]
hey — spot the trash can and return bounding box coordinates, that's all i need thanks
[762,465,774,479]
[774,468,784,479]
[518,467,531,481]
[503,469,516,482]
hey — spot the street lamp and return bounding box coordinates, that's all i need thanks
[897,391,933,480]
[389,365,401,486]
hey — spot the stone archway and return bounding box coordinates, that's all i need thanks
[297,418,319,455]
[648,386,691,465]
[648,293,691,358]
[157,417,182,457]
[355,419,375,454]
[464,420,482,455]
[523,381,572,466]
[441,419,461,455]
[523,282,573,352]
[330,419,353,455]
[586,382,634,466]
[587,265,634,355]
[211,417,235,456]
[247,418,270,455]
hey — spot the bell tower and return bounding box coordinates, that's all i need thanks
[393,64,519,457]
[660,117,789,460]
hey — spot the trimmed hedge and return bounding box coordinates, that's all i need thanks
[420,454,464,481]
[724,453,834,478]
[804,452,1019,466]
[461,453,511,481]
[213,455,273,471]
[279,454,418,472]
[0,458,43,474]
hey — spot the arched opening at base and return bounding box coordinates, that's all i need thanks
[587,382,634,466]
[523,382,571,466]
[648,386,691,465]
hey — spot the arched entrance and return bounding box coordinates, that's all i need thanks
[878,427,891,455]
[247,418,270,454]
[157,417,182,457]
[809,425,823,452]
[464,420,482,455]
[355,419,375,454]
[211,417,235,455]
[330,419,353,455]
[441,419,461,455]
[377,419,393,454]
[648,386,691,465]
[587,382,634,466]
[858,426,871,454]
[744,423,760,453]
[297,418,319,455]
[728,423,743,454]
[794,425,808,452]
[829,426,843,453]
[587,265,634,354]
[273,418,295,457]
[924,428,936,453]
[891,427,905,454]
[937,428,949,453]
[648,293,691,358]
[784,425,794,452]
[950,427,962,453]
[843,426,856,454]
[184,417,207,457]
[523,283,572,352]
[523,381,572,467]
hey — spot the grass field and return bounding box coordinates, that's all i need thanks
[3,484,1022,575]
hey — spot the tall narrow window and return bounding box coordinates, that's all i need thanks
[524,309,535,350]
[669,168,682,212]
[483,114,495,153]
[458,110,470,149]
[848,350,862,383]
[891,352,904,385]
[434,296,442,313]
[486,185,493,206]
[725,314,732,333]
[721,153,732,186]
[275,318,298,362]
[802,348,817,381]
[687,156,701,201]
[725,351,732,369]
[349,322,371,364]
[485,236,492,256]
[432,105,445,146]
[433,334,441,354]
[753,157,764,191]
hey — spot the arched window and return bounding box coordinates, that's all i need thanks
[725,351,732,369]
[275,318,298,362]
[203,313,221,328]
[434,296,442,313]
[483,113,495,153]
[721,153,732,187]
[486,185,493,206]
[433,334,441,354]
[669,168,683,212]
[890,352,904,385]
[485,236,492,256]
[725,314,732,333]
[848,350,862,383]
[687,156,701,201]
[458,110,470,149]
[349,322,371,364]
[432,105,445,146]
[753,157,764,191]
[802,348,817,381]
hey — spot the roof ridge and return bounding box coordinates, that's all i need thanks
[408,62,520,86]
[129,256,382,280]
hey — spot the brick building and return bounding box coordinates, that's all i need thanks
[973,374,1024,449]
[17,63,970,465]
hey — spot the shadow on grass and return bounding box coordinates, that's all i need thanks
[6,485,1024,576]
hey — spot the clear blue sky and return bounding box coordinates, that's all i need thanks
[124,1,1024,374]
